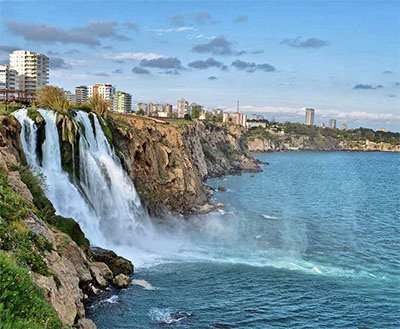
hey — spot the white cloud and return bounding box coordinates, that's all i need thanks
[101,52,165,60]
[147,26,197,34]
[186,33,204,40]
[65,59,92,66]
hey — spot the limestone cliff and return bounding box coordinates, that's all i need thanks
[247,133,400,152]
[108,114,262,215]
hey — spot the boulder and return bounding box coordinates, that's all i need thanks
[90,247,134,276]
[217,186,227,192]
[74,318,97,329]
[90,262,113,288]
[113,274,130,288]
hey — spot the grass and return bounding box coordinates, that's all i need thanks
[0,252,65,329]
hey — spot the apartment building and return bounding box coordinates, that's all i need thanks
[9,50,49,92]
[305,108,315,126]
[0,65,19,90]
[136,103,147,113]
[163,103,173,115]
[75,86,89,104]
[222,112,247,127]
[329,119,337,129]
[64,90,76,103]
[177,99,189,118]
[88,84,115,110]
[113,91,132,113]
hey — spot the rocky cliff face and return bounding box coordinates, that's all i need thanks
[247,134,400,152]
[0,116,133,329]
[108,114,262,215]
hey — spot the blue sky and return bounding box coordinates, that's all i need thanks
[1,0,399,130]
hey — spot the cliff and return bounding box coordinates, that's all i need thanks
[246,130,400,152]
[108,114,262,215]
[0,116,133,329]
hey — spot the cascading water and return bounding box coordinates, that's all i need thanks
[14,109,176,265]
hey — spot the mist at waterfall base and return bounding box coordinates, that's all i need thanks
[14,110,399,328]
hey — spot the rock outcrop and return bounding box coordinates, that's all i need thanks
[109,114,262,215]
[247,134,400,152]
[91,246,134,276]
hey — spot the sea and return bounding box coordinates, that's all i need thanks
[87,152,400,329]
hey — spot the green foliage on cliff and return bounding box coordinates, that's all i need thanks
[0,102,26,115]
[0,253,65,329]
[53,216,90,254]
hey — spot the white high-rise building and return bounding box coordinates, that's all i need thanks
[0,65,19,90]
[88,84,115,109]
[305,108,315,126]
[9,50,49,92]
[329,119,337,129]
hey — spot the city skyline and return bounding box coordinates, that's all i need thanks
[0,0,399,130]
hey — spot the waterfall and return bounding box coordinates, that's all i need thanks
[13,109,162,263]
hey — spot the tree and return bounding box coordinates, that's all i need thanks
[184,114,192,120]
[88,92,111,118]
[137,109,145,116]
[36,86,69,112]
[191,105,202,119]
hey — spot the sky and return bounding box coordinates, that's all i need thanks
[0,0,399,130]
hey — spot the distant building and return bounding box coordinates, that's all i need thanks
[0,65,19,91]
[222,111,247,127]
[247,121,267,128]
[305,108,315,126]
[64,90,76,103]
[319,123,325,128]
[177,99,189,118]
[164,103,173,115]
[248,114,264,121]
[75,86,88,104]
[329,119,337,129]
[136,103,147,113]
[340,124,348,131]
[9,50,49,92]
[154,104,163,113]
[379,128,387,132]
[147,102,154,115]
[88,84,115,110]
[113,91,132,113]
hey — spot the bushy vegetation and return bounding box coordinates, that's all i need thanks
[0,102,26,115]
[88,92,111,118]
[247,121,400,145]
[37,86,70,113]
[0,253,65,329]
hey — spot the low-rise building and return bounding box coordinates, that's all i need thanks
[136,103,147,114]
[247,121,267,129]
[64,90,76,103]
[222,111,247,127]
[340,124,348,131]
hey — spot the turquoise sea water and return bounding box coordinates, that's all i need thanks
[88,152,400,328]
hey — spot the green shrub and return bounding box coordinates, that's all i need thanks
[0,168,29,222]
[0,253,65,329]
[53,216,90,253]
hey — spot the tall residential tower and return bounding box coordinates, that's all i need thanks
[305,108,315,126]
[9,50,49,92]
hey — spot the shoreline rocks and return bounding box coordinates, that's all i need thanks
[90,246,134,276]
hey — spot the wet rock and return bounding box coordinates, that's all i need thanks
[170,312,194,320]
[90,247,134,276]
[90,262,113,288]
[74,318,97,329]
[113,274,130,288]
[217,186,227,192]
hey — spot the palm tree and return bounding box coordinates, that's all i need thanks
[36,86,69,112]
